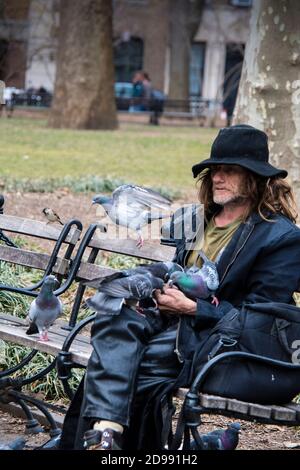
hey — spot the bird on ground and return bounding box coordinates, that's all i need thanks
[42,207,64,225]
[0,436,26,450]
[86,272,165,316]
[191,422,241,450]
[92,184,172,248]
[169,250,219,305]
[85,261,184,289]
[26,275,63,341]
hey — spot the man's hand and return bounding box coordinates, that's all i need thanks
[155,287,196,316]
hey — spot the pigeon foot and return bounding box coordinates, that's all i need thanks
[39,332,49,342]
[211,295,219,307]
[136,236,144,249]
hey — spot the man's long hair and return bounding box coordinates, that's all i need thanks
[198,169,298,223]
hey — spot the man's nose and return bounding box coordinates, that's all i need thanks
[212,170,225,182]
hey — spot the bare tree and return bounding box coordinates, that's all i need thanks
[233,0,300,207]
[48,0,117,130]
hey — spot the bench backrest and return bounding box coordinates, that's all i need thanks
[76,231,176,282]
[0,214,82,277]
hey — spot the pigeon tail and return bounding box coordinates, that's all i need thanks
[86,292,124,315]
[26,322,39,335]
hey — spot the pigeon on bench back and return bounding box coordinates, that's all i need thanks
[191,422,241,450]
[26,275,63,341]
[92,184,172,248]
[87,272,165,316]
[169,250,219,305]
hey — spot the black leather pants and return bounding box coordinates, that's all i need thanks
[82,305,181,425]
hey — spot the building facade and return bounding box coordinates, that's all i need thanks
[0,0,252,110]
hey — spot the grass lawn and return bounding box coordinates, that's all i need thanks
[0,117,217,191]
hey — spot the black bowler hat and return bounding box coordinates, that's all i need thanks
[192,124,287,179]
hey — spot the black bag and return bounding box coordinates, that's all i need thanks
[192,302,300,404]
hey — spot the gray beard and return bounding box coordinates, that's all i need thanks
[213,195,246,206]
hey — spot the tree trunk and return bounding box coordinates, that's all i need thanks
[48,0,117,130]
[233,0,300,208]
[168,0,203,101]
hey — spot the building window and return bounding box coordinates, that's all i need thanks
[229,0,252,7]
[223,43,245,121]
[189,42,205,98]
[114,37,144,83]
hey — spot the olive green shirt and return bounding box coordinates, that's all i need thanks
[187,216,243,267]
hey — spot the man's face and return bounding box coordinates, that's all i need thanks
[211,165,248,206]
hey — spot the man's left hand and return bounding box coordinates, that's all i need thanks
[155,287,196,316]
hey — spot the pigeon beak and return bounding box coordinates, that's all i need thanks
[167,280,174,288]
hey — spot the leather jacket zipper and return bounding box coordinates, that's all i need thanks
[174,317,184,363]
[219,225,254,285]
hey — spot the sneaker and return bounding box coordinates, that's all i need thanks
[83,428,123,450]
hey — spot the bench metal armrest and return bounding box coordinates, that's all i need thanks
[188,351,300,398]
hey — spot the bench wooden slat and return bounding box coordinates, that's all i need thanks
[76,262,116,282]
[200,394,227,410]
[247,403,272,419]
[283,403,300,420]
[226,398,249,414]
[271,405,296,421]
[0,314,91,366]
[0,214,81,245]
[89,235,175,262]
[0,245,69,275]
[174,390,299,422]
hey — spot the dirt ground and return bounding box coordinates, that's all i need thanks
[0,406,300,451]
[1,190,300,451]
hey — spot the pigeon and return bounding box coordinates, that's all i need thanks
[26,275,63,341]
[0,436,26,450]
[42,207,64,225]
[191,422,241,450]
[169,251,219,305]
[85,261,184,289]
[86,272,165,316]
[92,184,172,248]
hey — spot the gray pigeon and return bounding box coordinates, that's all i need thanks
[169,251,219,305]
[92,184,172,248]
[26,275,63,341]
[85,261,184,289]
[191,422,241,450]
[87,273,165,315]
[0,436,26,450]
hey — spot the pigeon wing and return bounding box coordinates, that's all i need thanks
[112,184,172,211]
[99,277,134,298]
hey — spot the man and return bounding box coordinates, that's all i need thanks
[60,124,300,450]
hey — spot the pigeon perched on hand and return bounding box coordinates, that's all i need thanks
[26,275,63,341]
[169,251,219,305]
[191,422,241,450]
[0,436,26,450]
[42,207,64,225]
[87,273,165,316]
[92,184,172,248]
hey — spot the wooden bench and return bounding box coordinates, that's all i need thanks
[0,202,85,436]
[1,210,300,449]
